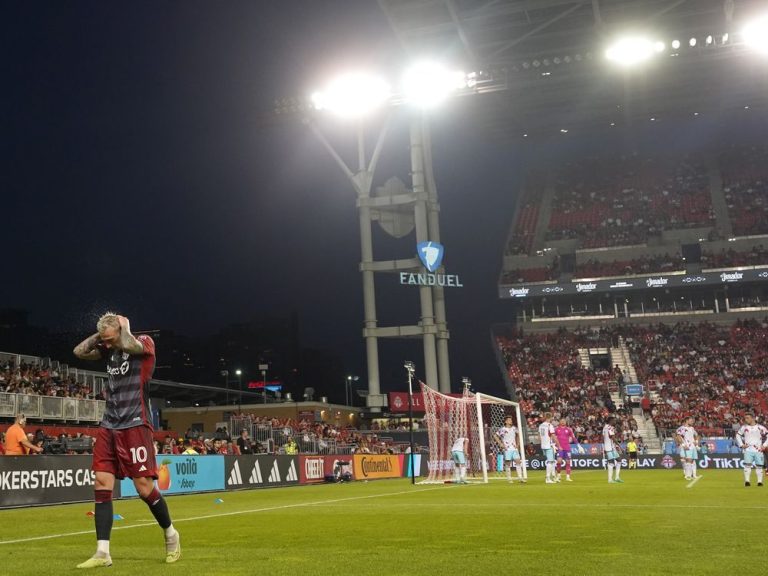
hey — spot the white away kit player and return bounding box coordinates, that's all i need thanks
[451,436,469,484]
[603,417,623,483]
[676,416,700,481]
[736,414,768,487]
[494,416,526,483]
[538,413,558,484]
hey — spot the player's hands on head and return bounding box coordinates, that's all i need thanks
[117,315,130,334]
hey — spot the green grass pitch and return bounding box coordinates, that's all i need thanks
[1,470,764,575]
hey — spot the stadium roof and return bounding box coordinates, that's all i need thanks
[378,0,768,139]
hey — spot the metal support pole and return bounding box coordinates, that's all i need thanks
[405,361,416,485]
[411,116,438,389]
[422,118,451,394]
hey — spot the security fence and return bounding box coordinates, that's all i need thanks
[0,392,105,422]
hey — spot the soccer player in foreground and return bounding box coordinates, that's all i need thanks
[675,416,700,481]
[735,413,768,487]
[73,313,180,568]
[554,417,579,482]
[451,436,469,484]
[602,417,623,484]
[538,413,559,483]
[494,416,526,483]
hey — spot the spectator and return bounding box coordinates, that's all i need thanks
[3,414,43,455]
[236,429,253,455]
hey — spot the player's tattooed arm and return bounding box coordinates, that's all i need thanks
[117,316,145,355]
[73,333,102,360]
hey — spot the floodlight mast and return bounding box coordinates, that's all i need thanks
[308,67,458,408]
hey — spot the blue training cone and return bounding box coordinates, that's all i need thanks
[214,498,224,504]
[113,514,124,521]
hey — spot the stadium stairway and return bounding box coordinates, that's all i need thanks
[578,348,591,369]
[631,409,662,452]
[708,160,733,238]
[611,338,639,383]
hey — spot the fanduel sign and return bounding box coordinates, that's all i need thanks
[400,241,464,288]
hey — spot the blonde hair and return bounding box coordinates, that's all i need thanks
[97,312,120,333]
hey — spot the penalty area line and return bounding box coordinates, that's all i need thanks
[0,485,447,546]
[686,476,702,489]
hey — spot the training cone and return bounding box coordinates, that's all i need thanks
[113,514,124,520]
[214,498,224,504]
[86,511,95,516]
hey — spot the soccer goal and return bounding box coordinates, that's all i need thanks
[419,383,527,483]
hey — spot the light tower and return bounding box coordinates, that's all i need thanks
[306,64,473,406]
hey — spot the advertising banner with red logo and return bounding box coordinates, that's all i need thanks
[388,392,425,413]
[388,392,462,413]
[299,455,354,484]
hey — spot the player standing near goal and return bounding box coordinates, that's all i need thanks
[554,418,579,482]
[735,413,768,487]
[494,416,526,483]
[451,436,469,484]
[675,416,700,481]
[73,313,180,568]
[538,413,559,484]
[603,417,624,484]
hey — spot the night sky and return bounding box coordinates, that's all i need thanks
[2,1,523,395]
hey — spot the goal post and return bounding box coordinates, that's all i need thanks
[419,383,527,484]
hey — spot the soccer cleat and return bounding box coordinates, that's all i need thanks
[165,530,181,564]
[545,479,555,484]
[745,482,751,487]
[759,483,764,487]
[566,477,573,482]
[684,477,692,481]
[608,480,615,484]
[614,478,624,483]
[77,555,113,569]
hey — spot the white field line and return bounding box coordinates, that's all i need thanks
[0,486,448,546]
[686,476,702,489]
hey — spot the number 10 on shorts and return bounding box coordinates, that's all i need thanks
[130,446,148,463]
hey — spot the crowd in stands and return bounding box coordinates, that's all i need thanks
[0,359,98,399]
[702,245,768,269]
[501,264,559,284]
[575,253,684,279]
[624,319,768,436]
[497,327,623,443]
[176,416,411,456]
[546,155,714,249]
[721,145,768,237]
[505,182,543,256]
[498,319,768,444]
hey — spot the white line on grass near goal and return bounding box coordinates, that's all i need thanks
[0,485,449,546]
[686,476,702,489]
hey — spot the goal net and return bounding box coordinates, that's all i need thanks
[420,382,527,483]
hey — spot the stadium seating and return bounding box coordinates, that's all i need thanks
[497,320,768,440]
[0,359,97,399]
[575,253,684,278]
[721,145,768,237]
[546,155,713,249]
[702,245,768,269]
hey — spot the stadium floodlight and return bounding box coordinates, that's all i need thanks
[310,72,391,118]
[672,39,681,49]
[743,14,768,54]
[605,36,658,66]
[402,61,466,108]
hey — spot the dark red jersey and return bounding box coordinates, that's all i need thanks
[99,334,155,430]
